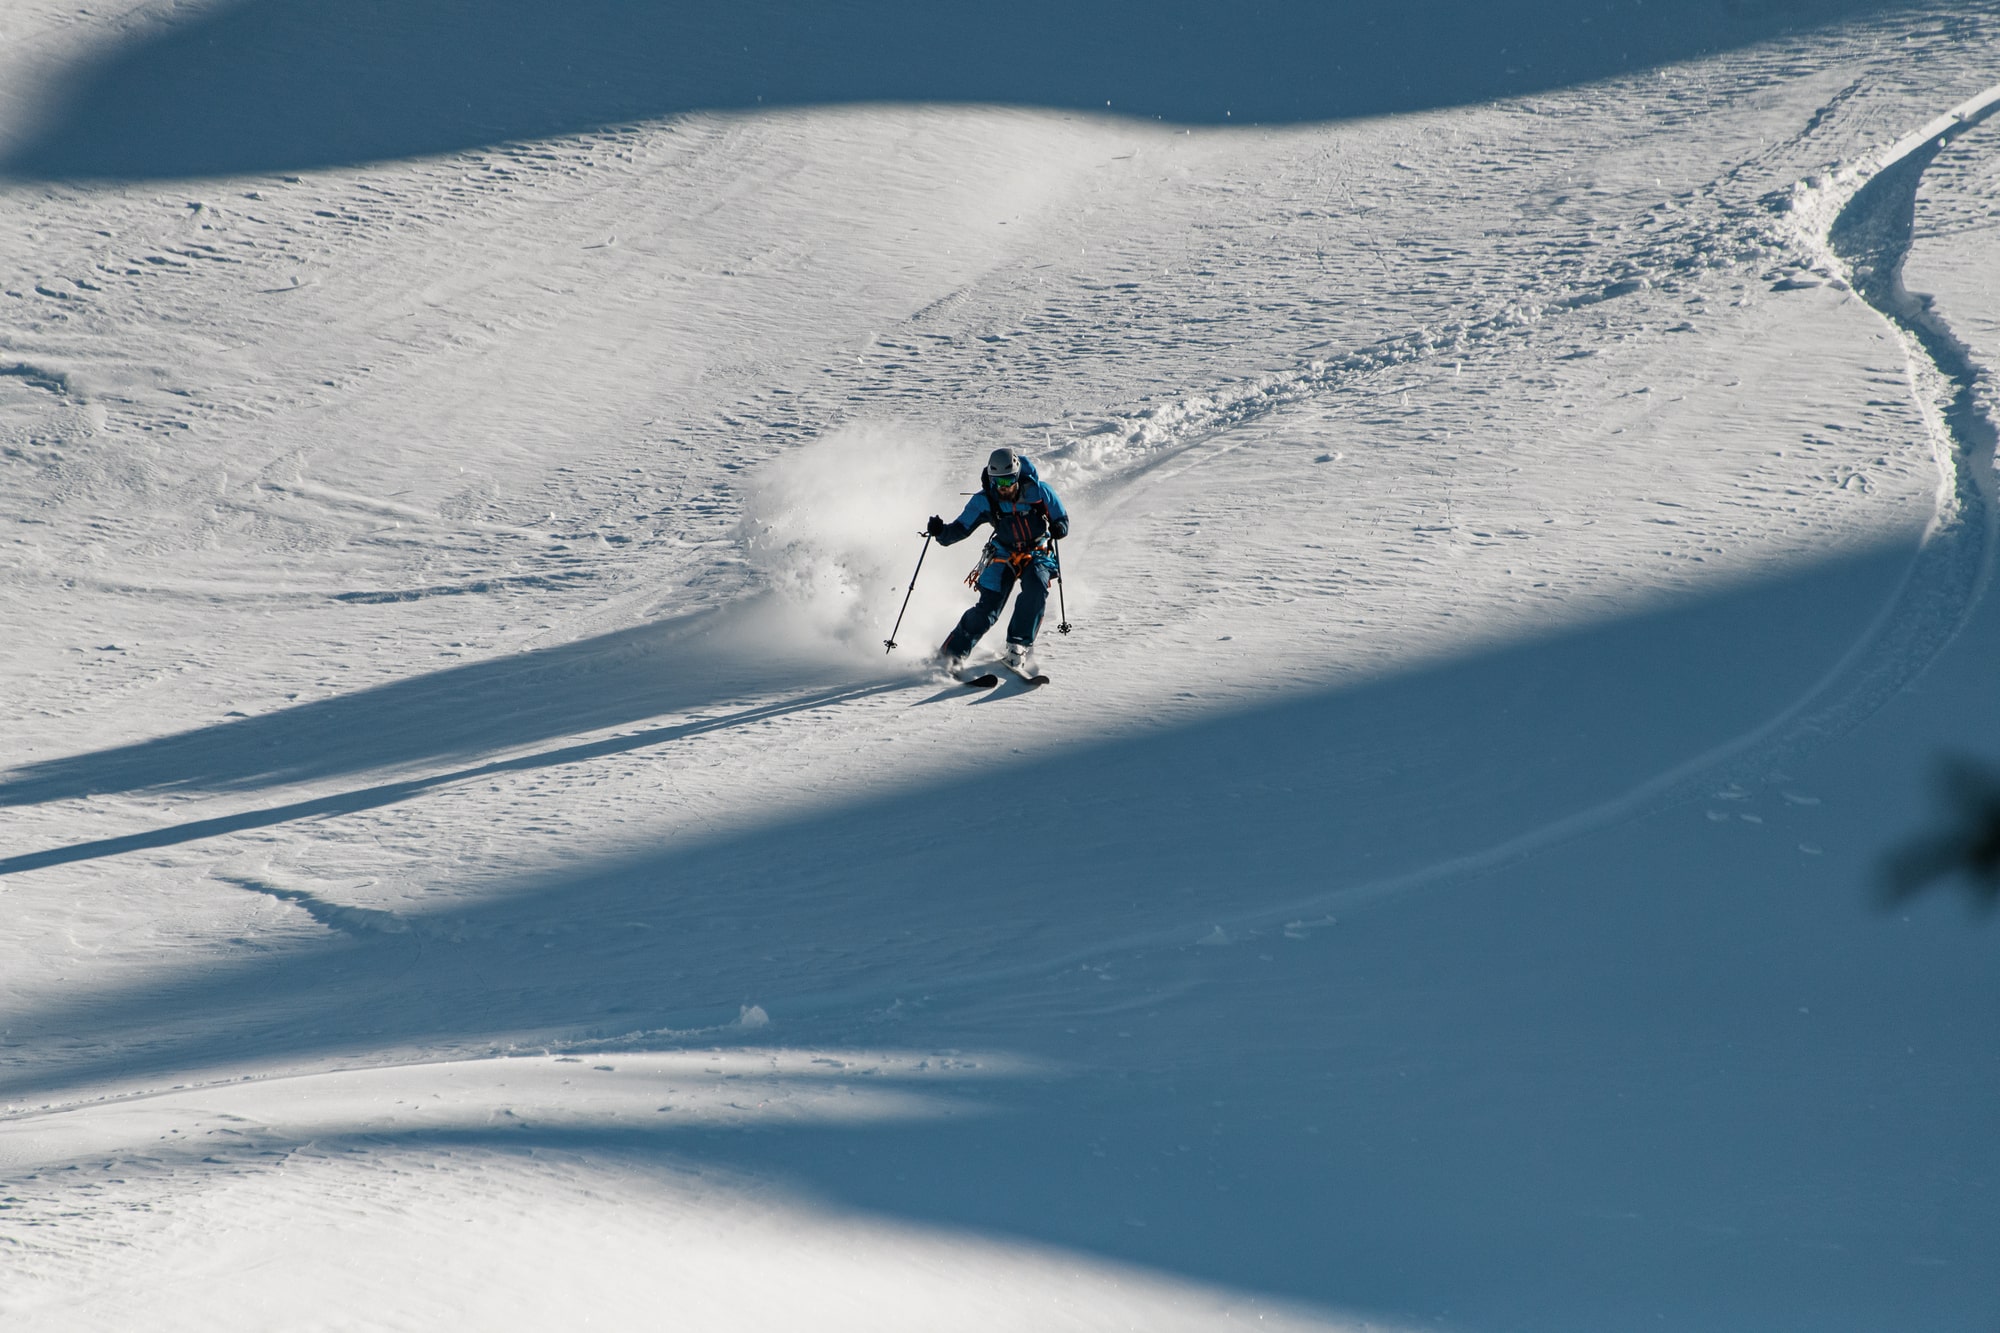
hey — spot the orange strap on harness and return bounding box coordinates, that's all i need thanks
[965,544,1046,588]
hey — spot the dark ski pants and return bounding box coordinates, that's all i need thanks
[943,561,1050,658]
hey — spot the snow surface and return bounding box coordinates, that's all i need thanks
[2,3,1998,1329]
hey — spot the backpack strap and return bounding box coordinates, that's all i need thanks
[982,477,1050,553]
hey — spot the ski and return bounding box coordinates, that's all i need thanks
[962,672,1001,688]
[1004,662,1050,687]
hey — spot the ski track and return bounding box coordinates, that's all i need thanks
[0,51,1967,757]
[1050,78,2000,965]
[0,68,1977,832]
[3,6,2000,1205]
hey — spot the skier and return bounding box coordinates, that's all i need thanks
[925,448,1069,679]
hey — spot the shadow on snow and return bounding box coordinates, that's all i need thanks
[0,600,873,813]
[2,0,1935,182]
[5,543,1996,1329]
[0,544,1926,1034]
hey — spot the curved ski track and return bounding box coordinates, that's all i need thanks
[8,54,2000,1107]
[744,79,2000,1023]
[1072,82,2000,955]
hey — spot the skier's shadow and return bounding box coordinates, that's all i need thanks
[0,675,910,878]
[906,662,1044,705]
[913,683,982,706]
[966,677,1043,704]
[0,601,880,815]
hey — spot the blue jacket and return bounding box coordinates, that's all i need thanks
[936,457,1070,574]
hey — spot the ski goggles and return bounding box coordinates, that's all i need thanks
[992,474,1023,492]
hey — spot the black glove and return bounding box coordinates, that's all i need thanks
[1048,516,1069,540]
[926,515,947,538]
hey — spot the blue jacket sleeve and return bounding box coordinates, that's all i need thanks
[1040,484,1070,539]
[937,494,991,546]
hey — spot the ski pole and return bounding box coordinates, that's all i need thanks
[1052,537,1073,635]
[883,532,933,653]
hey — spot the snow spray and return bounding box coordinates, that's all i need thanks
[737,423,966,658]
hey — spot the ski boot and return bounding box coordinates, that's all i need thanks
[930,645,968,680]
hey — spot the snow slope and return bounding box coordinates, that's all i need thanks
[2,3,1997,1329]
